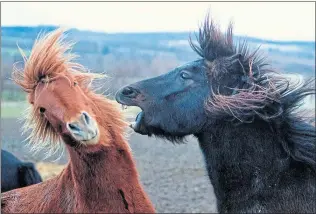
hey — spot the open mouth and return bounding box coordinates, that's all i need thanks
[81,130,98,142]
[130,111,144,131]
[117,99,149,135]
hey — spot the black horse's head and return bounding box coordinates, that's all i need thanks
[117,58,210,141]
[116,15,313,142]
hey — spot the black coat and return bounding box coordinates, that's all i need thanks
[1,150,42,192]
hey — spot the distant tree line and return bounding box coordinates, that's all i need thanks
[1,26,315,101]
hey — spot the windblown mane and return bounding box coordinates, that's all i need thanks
[12,28,108,158]
[189,14,235,61]
[189,15,316,168]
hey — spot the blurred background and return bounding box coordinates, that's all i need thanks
[1,2,315,213]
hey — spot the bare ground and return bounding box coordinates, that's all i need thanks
[1,118,217,213]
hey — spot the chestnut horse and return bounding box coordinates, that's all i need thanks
[1,28,155,213]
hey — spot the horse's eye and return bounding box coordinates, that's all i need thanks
[180,72,191,79]
[38,75,46,83]
[39,75,50,84]
[39,107,46,114]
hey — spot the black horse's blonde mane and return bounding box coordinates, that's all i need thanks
[189,15,316,169]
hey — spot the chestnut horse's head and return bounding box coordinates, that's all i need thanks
[29,72,100,146]
[13,28,126,155]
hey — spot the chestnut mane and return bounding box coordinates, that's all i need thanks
[12,28,124,158]
[4,28,155,213]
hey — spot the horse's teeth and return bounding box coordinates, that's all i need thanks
[121,105,128,110]
[130,122,136,129]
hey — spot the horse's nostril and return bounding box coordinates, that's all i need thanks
[68,123,75,129]
[82,112,90,124]
[122,87,136,96]
[68,123,81,132]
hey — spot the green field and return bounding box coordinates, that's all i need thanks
[1,101,28,118]
[1,90,26,102]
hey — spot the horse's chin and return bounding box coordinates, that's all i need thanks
[130,111,150,135]
[127,111,187,144]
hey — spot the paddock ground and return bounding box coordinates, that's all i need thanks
[1,117,217,213]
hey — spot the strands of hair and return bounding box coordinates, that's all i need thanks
[3,28,155,214]
[12,28,105,159]
[112,13,315,213]
[189,15,315,125]
[189,15,316,168]
[189,13,235,61]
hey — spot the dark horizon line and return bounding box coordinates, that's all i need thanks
[2,24,315,44]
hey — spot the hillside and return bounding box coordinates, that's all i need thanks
[1,25,315,100]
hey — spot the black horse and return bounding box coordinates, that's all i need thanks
[116,15,316,213]
[1,150,42,192]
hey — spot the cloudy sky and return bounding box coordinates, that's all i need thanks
[1,2,315,41]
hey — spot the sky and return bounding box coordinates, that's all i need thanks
[1,2,315,41]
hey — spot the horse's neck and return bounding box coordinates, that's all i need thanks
[196,121,290,208]
[64,141,140,206]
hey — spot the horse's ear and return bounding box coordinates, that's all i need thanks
[75,74,93,89]
[75,73,105,89]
